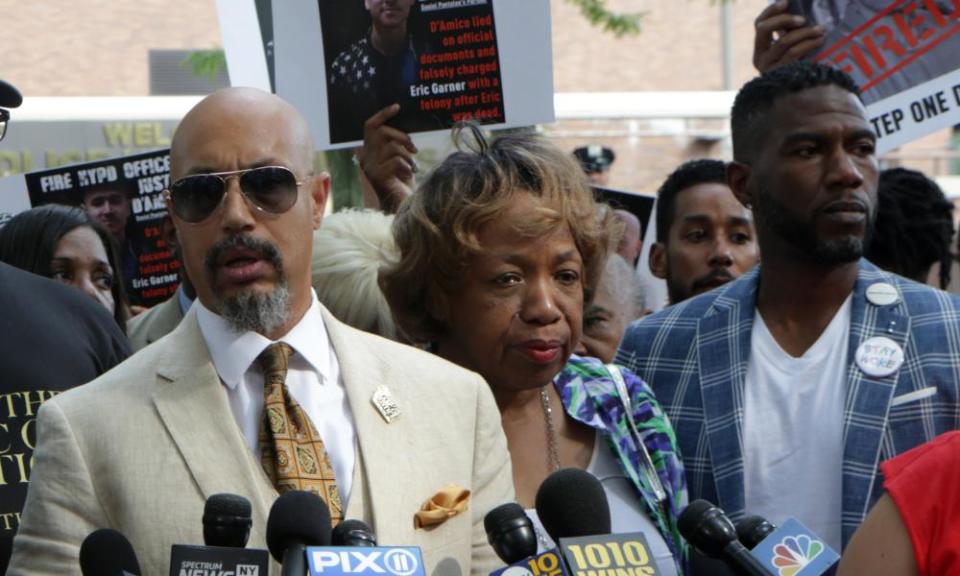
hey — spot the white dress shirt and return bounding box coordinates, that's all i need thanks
[195,292,356,505]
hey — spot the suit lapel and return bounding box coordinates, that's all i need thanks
[322,308,418,543]
[696,270,758,517]
[152,311,274,545]
[840,263,909,544]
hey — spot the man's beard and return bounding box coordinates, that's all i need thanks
[205,234,290,335]
[756,189,874,265]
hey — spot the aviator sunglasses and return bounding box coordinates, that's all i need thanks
[166,166,303,223]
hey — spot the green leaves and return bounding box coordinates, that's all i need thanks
[566,0,644,37]
[180,50,227,84]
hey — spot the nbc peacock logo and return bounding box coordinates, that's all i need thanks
[771,535,824,576]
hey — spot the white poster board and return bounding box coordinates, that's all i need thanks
[273,0,554,149]
[789,0,960,151]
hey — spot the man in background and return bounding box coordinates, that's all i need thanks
[649,158,758,304]
[573,144,616,186]
[618,62,960,555]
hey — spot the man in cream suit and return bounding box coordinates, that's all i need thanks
[9,88,513,575]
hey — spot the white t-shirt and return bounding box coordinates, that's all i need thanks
[527,434,678,576]
[743,296,851,552]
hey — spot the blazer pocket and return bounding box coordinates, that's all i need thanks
[891,386,938,407]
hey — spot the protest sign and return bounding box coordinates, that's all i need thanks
[22,149,177,307]
[789,0,960,151]
[274,0,553,149]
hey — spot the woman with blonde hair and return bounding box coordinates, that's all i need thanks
[377,125,687,574]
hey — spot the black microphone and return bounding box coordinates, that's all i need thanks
[203,493,253,548]
[735,515,776,550]
[267,490,333,576]
[678,500,773,576]
[79,528,142,576]
[484,502,538,564]
[534,468,611,542]
[331,519,378,547]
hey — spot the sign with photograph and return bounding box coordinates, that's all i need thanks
[274,0,553,149]
[21,149,177,307]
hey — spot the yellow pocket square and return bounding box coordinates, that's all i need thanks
[414,485,471,529]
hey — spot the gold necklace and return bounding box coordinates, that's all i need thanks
[540,386,561,472]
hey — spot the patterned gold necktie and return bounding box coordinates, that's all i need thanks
[257,342,343,524]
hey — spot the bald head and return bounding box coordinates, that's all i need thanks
[171,88,314,181]
[166,87,330,340]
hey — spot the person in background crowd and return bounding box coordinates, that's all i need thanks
[573,144,616,186]
[839,431,960,576]
[576,253,642,365]
[865,168,954,289]
[311,208,400,341]
[613,209,643,266]
[126,216,195,350]
[616,62,960,558]
[0,204,129,330]
[378,126,688,575]
[649,159,758,305]
[0,78,130,575]
[9,88,513,575]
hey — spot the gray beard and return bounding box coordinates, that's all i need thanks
[218,281,291,335]
[205,233,291,335]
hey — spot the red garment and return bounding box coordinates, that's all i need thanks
[882,430,960,576]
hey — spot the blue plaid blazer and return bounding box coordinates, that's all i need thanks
[615,261,960,548]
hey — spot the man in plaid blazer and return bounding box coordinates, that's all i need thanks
[617,62,960,553]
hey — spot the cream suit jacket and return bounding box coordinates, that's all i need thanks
[126,291,185,351]
[9,306,514,575]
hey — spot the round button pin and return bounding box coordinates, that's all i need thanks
[866,283,900,306]
[855,336,904,378]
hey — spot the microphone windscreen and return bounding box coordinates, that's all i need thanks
[266,490,332,562]
[678,499,737,558]
[331,519,378,547]
[484,502,537,564]
[79,528,141,576]
[203,493,253,547]
[535,468,611,542]
[735,515,776,550]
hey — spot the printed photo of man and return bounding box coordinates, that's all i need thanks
[327,0,422,143]
[81,185,140,304]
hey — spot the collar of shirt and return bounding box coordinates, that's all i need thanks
[177,284,194,317]
[195,291,333,389]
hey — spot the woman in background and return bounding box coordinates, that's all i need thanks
[0,204,128,330]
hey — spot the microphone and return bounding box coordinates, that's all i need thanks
[79,528,141,576]
[678,500,772,576]
[534,468,611,541]
[484,503,538,564]
[203,493,253,548]
[531,469,663,576]
[736,516,776,550]
[306,517,426,576]
[736,515,840,576]
[267,490,332,576]
[331,519,377,547]
[169,493,270,575]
